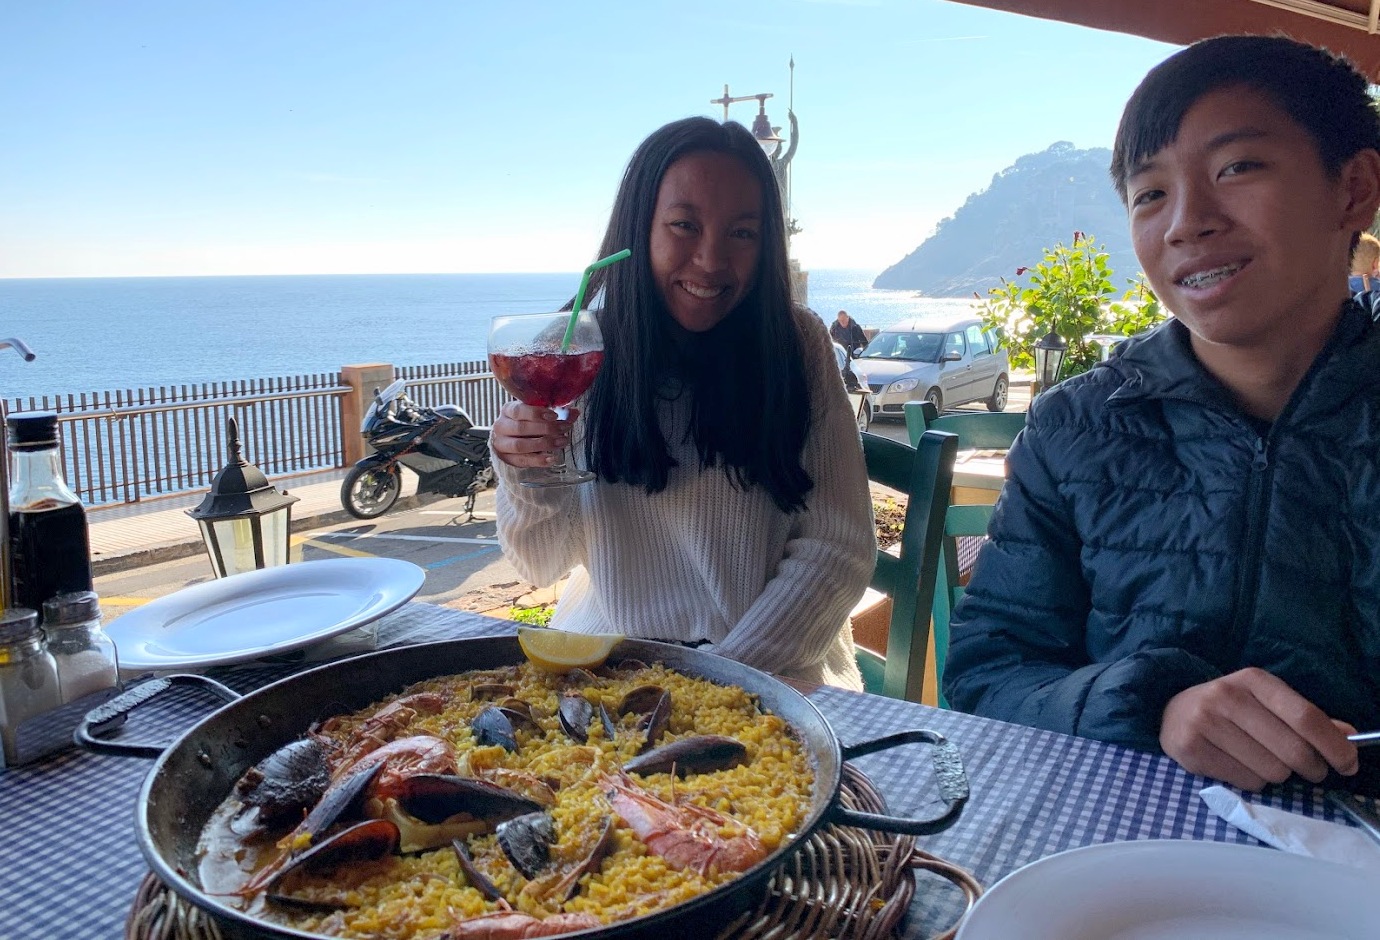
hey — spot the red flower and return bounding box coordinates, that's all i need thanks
[1073,230,1085,243]
[1015,266,1029,276]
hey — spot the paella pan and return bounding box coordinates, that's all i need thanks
[81,636,968,939]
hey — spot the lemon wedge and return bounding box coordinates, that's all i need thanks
[517,626,623,673]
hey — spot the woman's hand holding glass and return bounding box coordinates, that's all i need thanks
[491,402,577,469]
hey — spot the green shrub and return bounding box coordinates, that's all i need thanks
[979,232,1163,380]
[510,605,555,626]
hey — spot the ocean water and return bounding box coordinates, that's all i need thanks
[0,270,976,399]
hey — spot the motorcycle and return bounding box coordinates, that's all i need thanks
[340,379,495,520]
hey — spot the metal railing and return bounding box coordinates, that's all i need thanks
[3,373,349,507]
[397,360,505,426]
[0,361,507,508]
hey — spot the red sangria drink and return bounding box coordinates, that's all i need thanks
[488,310,604,487]
[489,349,604,408]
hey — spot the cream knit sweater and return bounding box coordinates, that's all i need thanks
[493,309,874,690]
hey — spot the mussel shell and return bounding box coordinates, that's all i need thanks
[297,761,384,840]
[555,816,614,902]
[558,694,594,744]
[499,698,545,723]
[269,818,400,891]
[617,686,666,716]
[233,738,331,827]
[561,668,600,688]
[598,703,618,741]
[496,812,556,879]
[635,691,672,752]
[622,735,748,777]
[453,839,505,901]
[393,773,544,825]
[472,706,517,751]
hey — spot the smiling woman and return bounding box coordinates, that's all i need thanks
[650,151,763,334]
[488,116,875,691]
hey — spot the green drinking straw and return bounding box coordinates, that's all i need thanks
[562,248,631,352]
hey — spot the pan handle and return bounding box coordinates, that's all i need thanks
[75,674,241,759]
[830,730,969,836]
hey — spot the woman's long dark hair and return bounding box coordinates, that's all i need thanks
[574,116,812,513]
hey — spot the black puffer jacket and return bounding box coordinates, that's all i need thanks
[945,299,1380,793]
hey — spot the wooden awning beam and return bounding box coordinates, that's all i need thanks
[945,0,1380,76]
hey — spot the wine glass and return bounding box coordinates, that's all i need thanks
[488,310,604,487]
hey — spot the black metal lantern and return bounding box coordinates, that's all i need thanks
[186,418,299,579]
[751,96,784,157]
[1032,329,1068,396]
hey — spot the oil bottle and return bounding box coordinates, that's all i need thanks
[7,412,93,616]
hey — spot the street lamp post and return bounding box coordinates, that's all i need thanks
[710,60,804,302]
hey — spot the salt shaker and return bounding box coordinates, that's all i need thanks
[42,591,118,704]
[0,607,61,768]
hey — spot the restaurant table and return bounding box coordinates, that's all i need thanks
[949,453,1006,507]
[2,601,1369,939]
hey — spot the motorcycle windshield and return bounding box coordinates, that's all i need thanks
[362,378,408,432]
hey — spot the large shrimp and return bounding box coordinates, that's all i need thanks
[602,772,767,877]
[447,911,601,939]
[341,734,458,798]
[327,692,449,768]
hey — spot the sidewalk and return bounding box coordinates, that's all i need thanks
[88,467,421,576]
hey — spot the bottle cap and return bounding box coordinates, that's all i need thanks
[42,591,101,627]
[6,412,59,448]
[0,608,41,644]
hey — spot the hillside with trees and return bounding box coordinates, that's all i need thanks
[874,142,1141,297]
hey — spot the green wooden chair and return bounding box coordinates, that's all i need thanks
[904,402,1027,450]
[929,502,995,708]
[899,401,1020,707]
[854,429,957,701]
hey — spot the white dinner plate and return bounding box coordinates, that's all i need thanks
[956,839,1380,940]
[106,558,426,671]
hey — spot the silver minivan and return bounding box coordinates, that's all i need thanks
[858,315,1009,415]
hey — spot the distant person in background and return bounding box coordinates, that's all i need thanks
[945,35,1380,796]
[1349,231,1379,292]
[489,116,874,690]
[830,310,868,355]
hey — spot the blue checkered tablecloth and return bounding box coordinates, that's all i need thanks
[0,602,1365,939]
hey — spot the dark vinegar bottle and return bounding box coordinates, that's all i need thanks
[7,412,93,616]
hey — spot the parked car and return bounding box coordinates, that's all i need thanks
[857,315,1009,416]
[832,341,874,432]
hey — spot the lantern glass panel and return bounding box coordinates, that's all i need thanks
[1043,347,1067,386]
[259,507,291,568]
[216,517,260,579]
[195,519,224,579]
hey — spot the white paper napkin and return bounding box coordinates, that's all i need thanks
[1200,785,1380,873]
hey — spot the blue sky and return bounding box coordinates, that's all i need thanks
[0,1,1177,278]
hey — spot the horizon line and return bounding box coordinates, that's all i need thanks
[0,266,885,282]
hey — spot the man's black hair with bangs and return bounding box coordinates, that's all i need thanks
[1110,35,1380,204]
